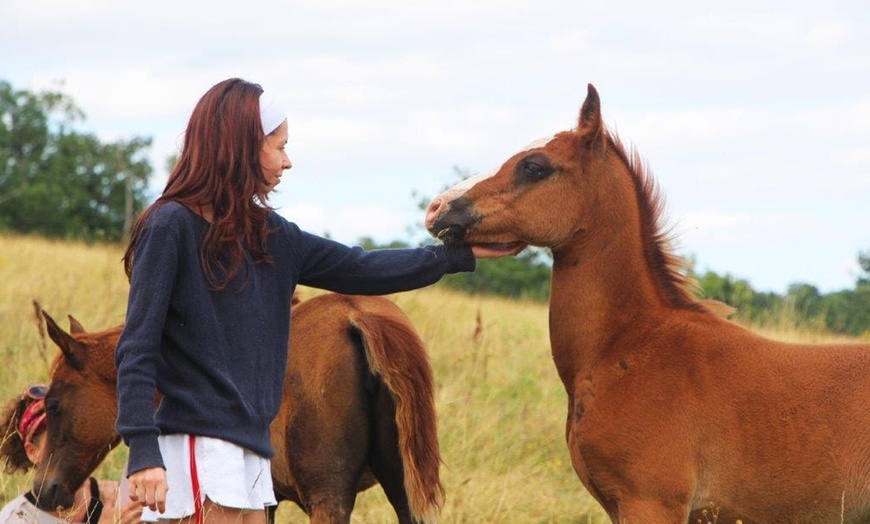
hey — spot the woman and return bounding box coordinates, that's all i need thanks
[0,384,142,524]
[115,78,522,524]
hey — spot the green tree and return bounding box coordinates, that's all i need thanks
[441,250,552,301]
[786,283,822,321]
[858,250,870,288]
[693,269,786,325]
[820,289,870,336]
[0,80,152,240]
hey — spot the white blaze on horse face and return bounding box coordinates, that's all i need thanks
[441,134,557,201]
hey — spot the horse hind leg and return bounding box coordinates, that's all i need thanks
[287,418,364,524]
[367,390,417,524]
[284,350,371,523]
[350,310,444,524]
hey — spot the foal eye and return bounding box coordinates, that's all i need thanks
[515,152,554,183]
[522,160,550,179]
[45,398,61,416]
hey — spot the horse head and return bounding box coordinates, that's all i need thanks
[425,84,630,255]
[32,311,122,511]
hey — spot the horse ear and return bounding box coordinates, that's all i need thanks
[577,83,604,149]
[42,310,86,371]
[68,315,86,334]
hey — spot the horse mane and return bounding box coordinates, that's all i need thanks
[604,130,708,313]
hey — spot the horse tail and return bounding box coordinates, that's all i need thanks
[349,309,444,524]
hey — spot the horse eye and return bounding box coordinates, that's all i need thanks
[45,398,61,416]
[523,161,549,178]
[515,153,554,183]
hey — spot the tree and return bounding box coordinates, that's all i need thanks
[0,80,152,241]
[786,283,822,319]
[820,289,870,336]
[859,250,870,288]
[441,250,552,301]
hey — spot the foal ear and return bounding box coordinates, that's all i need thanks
[576,83,604,149]
[42,311,86,371]
[68,315,86,334]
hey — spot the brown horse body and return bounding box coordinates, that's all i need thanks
[425,85,870,523]
[35,293,443,524]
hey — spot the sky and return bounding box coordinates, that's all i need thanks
[2,0,868,294]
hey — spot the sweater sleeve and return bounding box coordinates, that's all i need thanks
[288,224,475,294]
[115,222,178,475]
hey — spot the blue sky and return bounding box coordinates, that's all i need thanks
[3,0,868,293]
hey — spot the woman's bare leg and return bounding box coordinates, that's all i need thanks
[163,499,266,524]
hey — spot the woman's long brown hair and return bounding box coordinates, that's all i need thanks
[123,78,275,289]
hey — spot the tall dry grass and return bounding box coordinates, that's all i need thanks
[0,233,604,522]
[0,234,131,507]
[0,233,859,522]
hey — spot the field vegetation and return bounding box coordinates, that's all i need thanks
[0,233,862,523]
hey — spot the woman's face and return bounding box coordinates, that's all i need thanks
[260,119,291,193]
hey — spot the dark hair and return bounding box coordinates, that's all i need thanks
[0,396,37,474]
[123,78,275,289]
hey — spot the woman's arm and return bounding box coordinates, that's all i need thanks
[115,223,178,475]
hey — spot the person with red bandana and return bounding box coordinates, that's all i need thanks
[0,384,142,524]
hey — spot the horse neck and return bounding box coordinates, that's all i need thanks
[548,169,665,385]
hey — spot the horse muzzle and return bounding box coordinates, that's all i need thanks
[32,479,77,511]
[425,196,476,246]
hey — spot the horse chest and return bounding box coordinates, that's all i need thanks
[567,364,689,475]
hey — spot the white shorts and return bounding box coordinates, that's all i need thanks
[141,434,277,522]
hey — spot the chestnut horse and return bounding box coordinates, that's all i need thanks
[425,84,870,523]
[33,293,443,524]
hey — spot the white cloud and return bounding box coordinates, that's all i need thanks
[278,201,409,243]
[679,12,850,52]
[2,0,868,293]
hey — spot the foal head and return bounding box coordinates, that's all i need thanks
[426,84,707,311]
[32,312,122,510]
[426,84,655,256]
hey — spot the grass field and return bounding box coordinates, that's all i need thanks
[0,233,860,523]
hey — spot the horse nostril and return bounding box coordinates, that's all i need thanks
[425,197,446,231]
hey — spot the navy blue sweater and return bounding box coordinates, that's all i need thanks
[115,202,474,475]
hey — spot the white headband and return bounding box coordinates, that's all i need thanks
[259,90,286,135]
